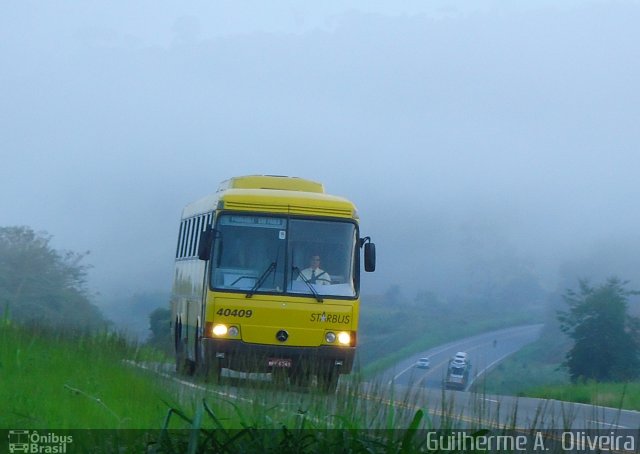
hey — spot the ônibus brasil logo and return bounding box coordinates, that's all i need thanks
[8,430,73,453]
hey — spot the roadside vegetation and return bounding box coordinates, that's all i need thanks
[479,278,640,411]
[0,320,172,429]
[0,226,107,330]
[523,382,640,411]
[0,319,573,452]
[474,316,570,396]
[558,278,640,382]
[475,347,567,397]
[477,347,640,410]
[358,287,547,376]
[3,223,637,449]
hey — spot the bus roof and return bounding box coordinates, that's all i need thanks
[217,175,324,193]
[181,175,357,220]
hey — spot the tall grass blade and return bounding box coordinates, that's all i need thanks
[187,401,204,454]
[399,409,423,453]
[202,398,227,431]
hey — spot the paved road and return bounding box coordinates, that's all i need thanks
[368,324,639,430]
[363,381,640,431]
[135,323,639,431]
[378,324,544,390]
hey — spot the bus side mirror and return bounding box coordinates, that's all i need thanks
[198,226,215,261]
[364,241,376,272]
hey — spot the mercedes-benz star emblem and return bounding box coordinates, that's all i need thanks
[276,330,288,342]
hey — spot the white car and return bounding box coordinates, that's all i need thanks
[415,357,431,369]
[451,351,468,366]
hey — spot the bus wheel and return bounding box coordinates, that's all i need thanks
[202,343,222,384]
[193,320,202,375]
[318,369,339,393]
[177,348,195,375]
[271,369,288,387]
[290,370,311,388]
[176,343,193,375]
[175,317,195,376]
[203,359,222,384]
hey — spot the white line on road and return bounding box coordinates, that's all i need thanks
[469,351,515,387]
[388,342,463,385]
[587,420,629,429]
[389,364,415,385]
[388,325,543,386]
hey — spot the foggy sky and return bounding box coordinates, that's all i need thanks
[2,1,640,311]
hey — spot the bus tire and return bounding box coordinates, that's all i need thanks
[290,370,311,388]
[175,342,191,375]
[193,320,201,375]
[202,343,222,384]
[318,369,339,393]
[203,359,222,384]
[174,316,185,373]
[271,369,288,387]
[175,316,195,376]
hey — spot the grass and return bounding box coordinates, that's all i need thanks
[0,320,177,429]
[522,382,640,411]
[474,341,570,396]
[3,317,634,452]
[0,319,497,451]
[356,291,547,378]
[360,312,540,377]
[476,323,640,412]
[0,321,455,429]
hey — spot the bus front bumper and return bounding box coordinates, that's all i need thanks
[202,338,355,374]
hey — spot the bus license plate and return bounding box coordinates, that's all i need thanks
[268,358,292,368]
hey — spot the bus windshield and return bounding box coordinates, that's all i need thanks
[210,214,357,298]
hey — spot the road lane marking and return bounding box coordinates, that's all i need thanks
[587,420,629,429]
[469,351,515,388]
[128,359,636,445]
[388,325,543,386]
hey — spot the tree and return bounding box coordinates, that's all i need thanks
[557,278,640,382]
[0,226,107,330]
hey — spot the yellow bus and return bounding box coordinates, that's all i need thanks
[170,175,375,390]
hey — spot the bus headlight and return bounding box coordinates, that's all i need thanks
[325,332,336,343]
[212,324,228,336]
[228,326,239,337]
[337,331,351,346]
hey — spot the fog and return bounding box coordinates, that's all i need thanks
[2,1,640,326]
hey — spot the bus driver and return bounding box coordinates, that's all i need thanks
[298,254,332,285]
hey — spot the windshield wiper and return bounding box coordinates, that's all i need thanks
[292,266,323,303]
[231,275,257,286]
[246,262,276,298]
